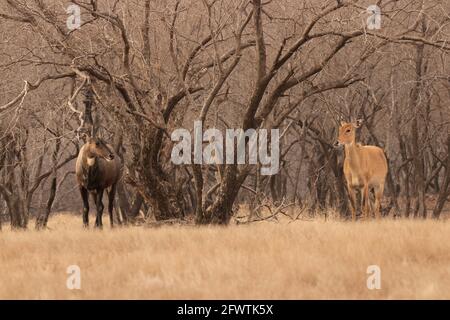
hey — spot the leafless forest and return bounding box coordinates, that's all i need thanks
[1,0,450,230]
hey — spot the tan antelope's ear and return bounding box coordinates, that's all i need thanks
[84,133,92,143]
[355,119,363,128]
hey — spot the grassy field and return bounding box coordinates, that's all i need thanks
[0,213,449,299]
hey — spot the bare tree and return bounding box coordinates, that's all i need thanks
[1,0,449,227]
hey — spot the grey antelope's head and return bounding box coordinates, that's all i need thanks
[84,136,115,163]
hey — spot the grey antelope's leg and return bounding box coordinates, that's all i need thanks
[94,189,105,228]
[108,184,116,228]
[80,186,89,227]
[347,185,357,222]
[374,183,384,220]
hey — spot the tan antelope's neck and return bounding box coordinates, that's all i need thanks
[344,140,361,165]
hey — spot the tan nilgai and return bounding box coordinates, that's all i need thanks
[335,120,388,221]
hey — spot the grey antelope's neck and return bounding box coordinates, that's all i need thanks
[85,155,97,167]
[81,153,101,189]
[82,145,102,168]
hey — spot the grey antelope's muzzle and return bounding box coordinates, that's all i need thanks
[100,142,115,161]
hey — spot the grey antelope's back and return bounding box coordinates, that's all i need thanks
[75,137,121,228]
[334,119,388,221]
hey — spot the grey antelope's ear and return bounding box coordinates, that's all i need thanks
[77,128,90,143]
[85,134,94,144]
[355,119,363,128]
[86,122,96,139]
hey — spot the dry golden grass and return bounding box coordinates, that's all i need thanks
[0,213,449,299]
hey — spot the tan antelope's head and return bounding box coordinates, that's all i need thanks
[334,119,363,147]
[84,137,115,163]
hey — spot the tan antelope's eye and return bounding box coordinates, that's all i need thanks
[346,129,351,133]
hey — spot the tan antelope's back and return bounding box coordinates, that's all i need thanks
[344,145,388,186]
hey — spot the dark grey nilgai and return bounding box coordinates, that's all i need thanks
[75,87,121,228]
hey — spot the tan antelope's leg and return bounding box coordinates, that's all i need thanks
[363,183,370,220]
[366,188,373,219]
[374,183,384,220]
[347,185,357,222]
[359,189,364,217]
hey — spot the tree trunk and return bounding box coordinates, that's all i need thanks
[385,158,400,217]
[199,165,243,224]
[35,174,56,230]
[129,194,144,219]
[0,199,3,231]
[410,30,427,219]
[329,148,349,219]
[5,194,27,229]
[412,118,427,218]
[399,137,411,217]
[432,136,450,219]
[35,140,60,230]
[116,181,131,222]
[134,126,184,220]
